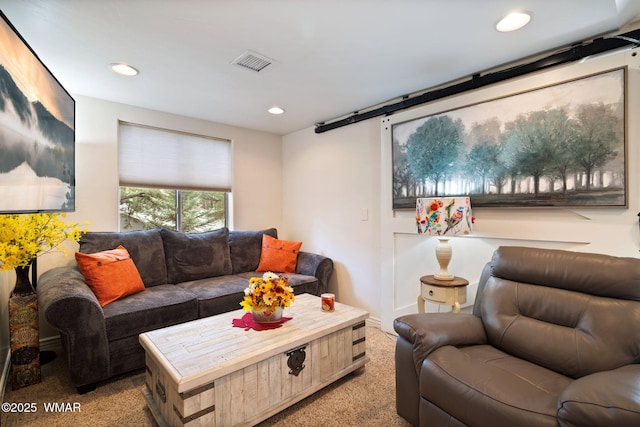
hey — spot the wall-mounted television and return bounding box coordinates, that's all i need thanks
[0,11,75,213]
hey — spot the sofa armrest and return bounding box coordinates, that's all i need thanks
[296,251,333,295]
[558,364,640,427]
[37,266,111,388]
[394,313,487,375]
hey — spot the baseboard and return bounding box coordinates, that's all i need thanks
[39,335,61,352]
[0,348,10,404]
[365,316,381,329]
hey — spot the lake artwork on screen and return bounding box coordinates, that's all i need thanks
[0,11,75,213]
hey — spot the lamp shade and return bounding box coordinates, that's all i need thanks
[416,197,472,236]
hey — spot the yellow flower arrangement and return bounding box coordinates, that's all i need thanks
[0,213,87,271]
[240,272,295,314]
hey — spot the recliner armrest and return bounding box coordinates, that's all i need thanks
[394,313,487,375]
[558,364,640,427]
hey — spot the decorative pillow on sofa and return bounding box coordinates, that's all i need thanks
[79,229,167,287]
[256,234,302,273]
[75,245,145,307]
[229,228,277,274]
[160,227,232,283]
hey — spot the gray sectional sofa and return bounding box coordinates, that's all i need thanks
[37,227,333,394]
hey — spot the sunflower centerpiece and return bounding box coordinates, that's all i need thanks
[240,272,295,323]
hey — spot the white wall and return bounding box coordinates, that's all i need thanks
[285,48,640,332]
[0,95,285,360]
[283,121,382,319]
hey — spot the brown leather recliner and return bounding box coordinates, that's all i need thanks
[394,246,640,427]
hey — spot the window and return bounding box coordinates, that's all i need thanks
[118,122,231,232]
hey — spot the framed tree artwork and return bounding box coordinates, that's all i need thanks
[391,67,626,209]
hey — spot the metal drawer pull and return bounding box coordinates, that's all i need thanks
[286,344,307,376]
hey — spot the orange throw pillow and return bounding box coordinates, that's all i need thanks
[256,234,302,273]
[75,245,145,307]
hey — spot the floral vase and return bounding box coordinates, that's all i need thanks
[252,306,283,323]
[8,261,41,390]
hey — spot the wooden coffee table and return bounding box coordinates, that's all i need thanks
[139,293,369,427]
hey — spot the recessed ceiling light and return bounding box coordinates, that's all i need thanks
[111,63,139,76]
[496,11,532,32]
[267,106,285,115]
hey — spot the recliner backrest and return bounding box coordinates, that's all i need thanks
[478,246,640,378]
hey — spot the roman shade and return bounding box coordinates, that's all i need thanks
[118,122,232,192]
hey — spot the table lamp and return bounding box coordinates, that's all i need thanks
[416,197,472,280]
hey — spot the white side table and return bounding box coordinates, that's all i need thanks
[418,275,469,313]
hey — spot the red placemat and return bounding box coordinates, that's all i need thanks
[232,312,292,331]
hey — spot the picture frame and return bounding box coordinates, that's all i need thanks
[0,11,75,213]
[391,67,626,209]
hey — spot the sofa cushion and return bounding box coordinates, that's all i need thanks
[161,227,232,283]
[558,365,640,426]
[177,275,250,317]
[229,228,277,274]
[421,345,570,427]
[481,275,640,377]
[177,272,320,318]
[256,234,302,273]
[75,245,145,306]
[490,246,640,301]
[79,229,167,287]
[103,284,198,341]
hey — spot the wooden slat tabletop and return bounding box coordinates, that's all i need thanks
[139,293,369,393]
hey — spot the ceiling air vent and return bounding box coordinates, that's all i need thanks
[232,50,274,73]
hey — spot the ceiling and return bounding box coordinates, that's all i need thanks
[2,1,640,136]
